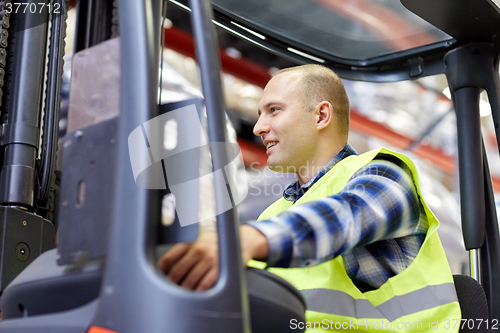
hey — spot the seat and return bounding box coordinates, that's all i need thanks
[453,274,489,333]
[246,267,306,332]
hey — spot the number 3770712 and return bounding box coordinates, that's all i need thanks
[5,2,61,14]
[443,319,498,330]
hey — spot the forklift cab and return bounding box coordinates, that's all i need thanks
[199,0,500,325]
[0,0,498,332]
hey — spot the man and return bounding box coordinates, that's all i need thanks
[159,65,460,330]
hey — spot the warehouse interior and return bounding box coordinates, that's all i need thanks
[0,0,499,331]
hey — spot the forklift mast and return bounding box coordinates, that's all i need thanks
[0,0,306,332]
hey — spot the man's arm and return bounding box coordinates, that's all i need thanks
[159,157,426,290]
[158,224,269,290]
[249,158,427,268]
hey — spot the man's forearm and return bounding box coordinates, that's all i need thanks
[240,224,269,263]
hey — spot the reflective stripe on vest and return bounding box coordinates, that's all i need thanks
[301,282,457,322]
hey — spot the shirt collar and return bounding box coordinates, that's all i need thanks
[283,143,357,201]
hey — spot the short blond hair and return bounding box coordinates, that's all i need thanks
[274,64,350,137]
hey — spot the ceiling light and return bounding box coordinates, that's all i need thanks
[480,100,492,117]
[442,87,451,99]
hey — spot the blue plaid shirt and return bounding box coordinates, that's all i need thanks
[250,144,429,292]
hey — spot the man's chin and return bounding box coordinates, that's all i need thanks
[267,162,294,174]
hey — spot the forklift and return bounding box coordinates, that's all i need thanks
[0,0,497,332]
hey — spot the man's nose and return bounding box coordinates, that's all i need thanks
[253,116,269,137]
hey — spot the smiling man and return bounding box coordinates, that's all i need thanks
[255,66,348,185]
[159,64,460,331]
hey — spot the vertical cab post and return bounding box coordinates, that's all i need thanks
[444,42,500,321]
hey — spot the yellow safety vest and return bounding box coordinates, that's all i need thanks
[255,148,461,332]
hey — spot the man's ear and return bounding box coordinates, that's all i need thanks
[316,101,333,130]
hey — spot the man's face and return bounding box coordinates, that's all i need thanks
[254,72,318,173]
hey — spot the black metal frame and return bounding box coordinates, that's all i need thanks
[444,42,500,321]
[210,5,454,82]
[0,5,49,208]
[73,0,115,52]
[37,0,66,210]
[0,0,60,293]
[168,0,456,82]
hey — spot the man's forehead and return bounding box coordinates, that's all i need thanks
[272,70,303,84]
[264,71,303,95]
[257,71,305,112]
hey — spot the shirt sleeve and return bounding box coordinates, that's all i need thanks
[248,156,428,268]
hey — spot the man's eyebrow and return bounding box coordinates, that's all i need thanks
[264,102,279,108]
[257,102,284,116]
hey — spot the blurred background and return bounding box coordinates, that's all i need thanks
[60,2,500,274]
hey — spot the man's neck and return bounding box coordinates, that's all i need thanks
[296,142,347,185]
[295,156,334,186]
[297,165,324,186]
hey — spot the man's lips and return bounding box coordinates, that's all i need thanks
[266,142,278,154]
[263,140,278,149]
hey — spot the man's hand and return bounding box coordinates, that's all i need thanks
[158,225,269,291]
